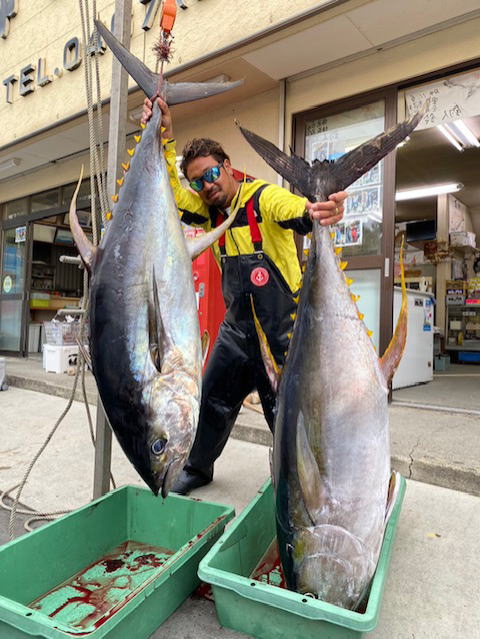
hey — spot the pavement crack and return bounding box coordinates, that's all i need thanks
[408,439,421,479]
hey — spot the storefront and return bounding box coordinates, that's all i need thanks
[1,0,480,366]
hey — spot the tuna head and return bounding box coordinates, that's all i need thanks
[142,372,199,498]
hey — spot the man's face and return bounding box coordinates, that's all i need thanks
[186,155,237,208]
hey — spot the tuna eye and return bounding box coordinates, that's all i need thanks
[151,439,167,455]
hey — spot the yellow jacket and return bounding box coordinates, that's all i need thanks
[164,139,310,293]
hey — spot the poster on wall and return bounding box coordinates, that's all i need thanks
[15,226,26,243]
[405,69,480,130]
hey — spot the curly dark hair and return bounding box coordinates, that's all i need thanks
[180,138,230,178]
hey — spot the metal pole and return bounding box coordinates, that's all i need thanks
[93,0,132,499]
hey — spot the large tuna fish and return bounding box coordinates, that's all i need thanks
[239,115,420,609]
[69,24,243,498]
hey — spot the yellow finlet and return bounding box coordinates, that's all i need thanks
[290,313,296,321]
[340,261,348,271]
[302,264,306,272]
[303,249,309,256]
[121,161,130,171]
[134,135,141,143]
[335,247,342,255]
[293,295,300,304]
[351,293,360,303]
[140,122,146,129]
[367,329,373,338]
[106,211,112,221]
[330,231,336,240]
[287,332,292,340]
[127,148,135,157]
[111,194,118,203]
[358,312,364,320]
[116,177,124,187]
[346,277,354,286]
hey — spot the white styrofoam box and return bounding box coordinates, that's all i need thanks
[43,344,79,374]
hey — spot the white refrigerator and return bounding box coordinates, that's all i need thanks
[392,288,434,390]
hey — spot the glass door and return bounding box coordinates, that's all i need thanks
[0,223,30,354]
[294,90,398,354]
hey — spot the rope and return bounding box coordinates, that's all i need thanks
[5,2,116,538]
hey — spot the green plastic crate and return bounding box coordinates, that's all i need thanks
[0,485,234,638]
[199,476,406,639]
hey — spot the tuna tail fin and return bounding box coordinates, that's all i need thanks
[250,295,281,393]
[95,20,243,104]
[186,177,246,260]
[379,237,408,383]
[237,113,421,200]
[69,166,96,273]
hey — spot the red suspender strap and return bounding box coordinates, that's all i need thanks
[246,196,262,250]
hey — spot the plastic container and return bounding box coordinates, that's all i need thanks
[43,320,80,345]
[0,485,234,638]
[199,476,406,639]
[42,344,79,373]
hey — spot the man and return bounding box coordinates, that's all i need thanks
[142,97,347,494]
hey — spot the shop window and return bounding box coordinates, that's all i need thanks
[304,100,385,257]
[31,188,60,213]
[5,197,29,220]
[61,180,92,206]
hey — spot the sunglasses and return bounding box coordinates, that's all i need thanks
[189,162,223,192]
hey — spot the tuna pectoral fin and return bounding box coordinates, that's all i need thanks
[187,180,246,260]
[250,296,281,393]
[296,413,327,526]
[69,166,96,273]
[380,239,407,383]
[95,20,242,103]
[148,267,168,372]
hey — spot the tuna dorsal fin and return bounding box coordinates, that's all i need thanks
[95,20,242,104]
[69,166,96,273]
[296,412,327,525]
[250,295,281,393]
[379,238,408,383]
[237,113,421,200]
[187,179,246,260]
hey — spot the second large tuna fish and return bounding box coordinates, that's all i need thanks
[240,115,420,609]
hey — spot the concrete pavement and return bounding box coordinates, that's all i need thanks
[5,355,479,496]
[0,387,479,638]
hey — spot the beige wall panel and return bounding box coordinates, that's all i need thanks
[286,16,480,143]
[0,0,328,149]
[173,87,279,183]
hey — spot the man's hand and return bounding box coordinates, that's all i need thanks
[306,191,348,226]
[141,96,174,139]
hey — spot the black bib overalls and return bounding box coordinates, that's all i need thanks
[185,184,299,480]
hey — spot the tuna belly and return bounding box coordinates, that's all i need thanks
[294,524,376,610]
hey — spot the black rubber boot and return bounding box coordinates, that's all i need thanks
[171,468,213,495]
